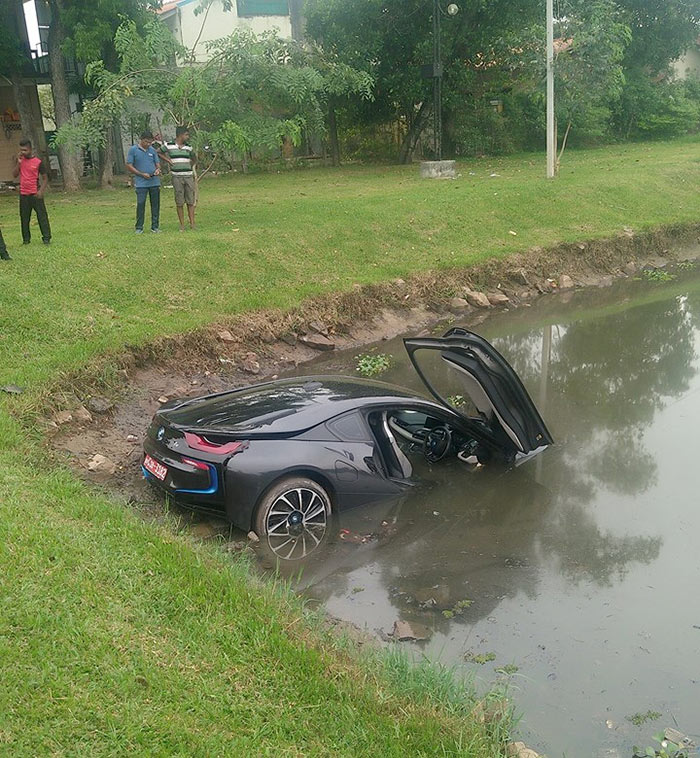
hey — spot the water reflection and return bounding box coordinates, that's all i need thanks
[254,270,700,757]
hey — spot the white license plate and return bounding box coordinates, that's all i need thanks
[144,453,167,481]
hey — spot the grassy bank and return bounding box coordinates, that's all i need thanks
[0,138,699,756]
[1,137,699,389]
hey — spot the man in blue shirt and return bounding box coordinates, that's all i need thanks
[126,131,162,233]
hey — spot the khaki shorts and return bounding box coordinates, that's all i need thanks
[171,175,196,206]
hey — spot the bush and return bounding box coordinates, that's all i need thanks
[616,73,700,140]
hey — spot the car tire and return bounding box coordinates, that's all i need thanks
[254,477,333,562]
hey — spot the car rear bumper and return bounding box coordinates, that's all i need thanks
[142,438,226,511]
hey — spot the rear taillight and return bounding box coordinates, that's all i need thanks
[184,432,248,456]
[181,457,209,471]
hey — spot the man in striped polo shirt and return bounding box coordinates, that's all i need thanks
[160,126,197,231]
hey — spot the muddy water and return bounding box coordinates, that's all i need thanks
[260,267,700,757]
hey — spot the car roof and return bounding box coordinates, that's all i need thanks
[159,375,434,436]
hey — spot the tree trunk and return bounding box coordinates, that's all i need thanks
[10,72,46,159]
[99,128,114,189]
[47,0,80,191]
[398,101,430,164]
[9,0,47,160]
[328,106,340,166]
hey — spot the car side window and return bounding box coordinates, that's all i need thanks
[327,411,370,442]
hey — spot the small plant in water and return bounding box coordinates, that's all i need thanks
[627,711,662,727]
[633,733,690,758]
[355,353,392,377]
[464,651,496,665]
[677,260,696,271]
[495,663,520,675]
[641,268,676,283]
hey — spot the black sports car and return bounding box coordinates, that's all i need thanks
[142,328,553,559]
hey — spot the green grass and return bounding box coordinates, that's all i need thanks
[0,138,699,755]
[1,137,699,390]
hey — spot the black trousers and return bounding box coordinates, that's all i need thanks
[0,228,8,258]
[19,194,51,243]
[135,186,161,231]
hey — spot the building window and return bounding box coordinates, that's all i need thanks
[236,0,289,17]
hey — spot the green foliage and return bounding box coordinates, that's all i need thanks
[495,664,520,675]
[642,269,676,283]
[626,710,662,726]
[464,651,497,665]
[616,73,700,140]
[355,353,392,377]
[633,733,692,758]
[554,0,632,149]
[0,3,27,76]
[305,0,543,160]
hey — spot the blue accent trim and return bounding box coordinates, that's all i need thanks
[141,465,152,479]
[176,462,219,495]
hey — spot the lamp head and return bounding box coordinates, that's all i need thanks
[447,3,459,15]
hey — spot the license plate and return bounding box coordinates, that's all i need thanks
[144,453,167,481]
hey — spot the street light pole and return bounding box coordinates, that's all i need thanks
[433,0,442,161]
[546,0,555,178]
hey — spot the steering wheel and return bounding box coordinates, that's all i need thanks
[423,426,452,463]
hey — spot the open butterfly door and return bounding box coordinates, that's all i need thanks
[404,327,553,455]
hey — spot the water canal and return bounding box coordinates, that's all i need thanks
[260,263,700,757]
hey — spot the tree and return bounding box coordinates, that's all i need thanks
[46,0,81,191]
[44,0,160,190]
[615,0,700,74]
[54,21,372,178]
[552,0,631,165]
[305,0,543,163]
[0,0,47,158]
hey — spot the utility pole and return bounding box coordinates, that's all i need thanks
[432,0,442,161]
[546,0,555,178]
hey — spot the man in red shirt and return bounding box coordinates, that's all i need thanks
[12,139,51,245]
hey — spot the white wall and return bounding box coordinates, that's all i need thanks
[163,0,292,62]
[672,45,700,80]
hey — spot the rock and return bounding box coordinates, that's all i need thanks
[73,405,93,423]
[391,620,431,641]
[624,261,637,276]
[157,395,170,404]
[241,352,261,374]
[86,395,114,414]
[558,274,574,290]
[393,278,406,287]
[87,454,117,476]
[597,275,614,288]
[308,320,329,336]
[247,530,260,543]
[280,331,298,347]
[53,410,73,425]
[259,330,276,344]
[126,434,138,443]
[217,329,236,343]
[299,334,336,351]
[487,292,510,306]
[449,297,469,310]
[507,742,541,758]
[465,291,491,308]
[1,385,24,395]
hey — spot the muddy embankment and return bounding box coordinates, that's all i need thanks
[43,223,700,514]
